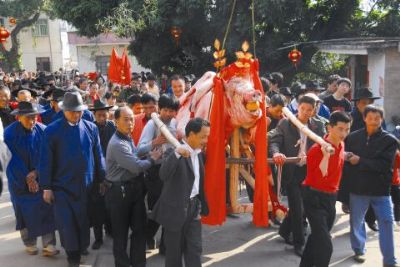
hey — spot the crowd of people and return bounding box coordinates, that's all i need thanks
[0,68,399,267]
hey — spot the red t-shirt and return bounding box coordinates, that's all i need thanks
[303,139,345,193]
[392,152,400,185]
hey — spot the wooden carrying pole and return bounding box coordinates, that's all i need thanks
[282,107,334,153]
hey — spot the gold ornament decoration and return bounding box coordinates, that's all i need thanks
[213,38,227,70]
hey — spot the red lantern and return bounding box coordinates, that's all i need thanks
[170,26,182,46]
[9,17,17,26]
[0,27,10,43]
[288,48,302,68]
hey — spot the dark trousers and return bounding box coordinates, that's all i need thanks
[88,182,108,242]
[164,197,202,267]
[392,185,400,221]
[279,166,306,247]
[300,186,336,267]
[144,165,164,245]
[105,181,146,267]
[365,206,376,224]
[66,250,81,266]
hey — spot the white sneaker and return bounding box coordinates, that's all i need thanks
[42,244,60,257]
[25,245,38,255]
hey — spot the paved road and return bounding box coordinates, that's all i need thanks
[0,181,399,267]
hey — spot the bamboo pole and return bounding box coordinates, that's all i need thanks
[151,112,181,147]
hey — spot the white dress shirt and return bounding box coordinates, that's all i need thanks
[175,141,202,198]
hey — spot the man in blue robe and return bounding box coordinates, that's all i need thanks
[39,92,105,267]
[4,101,58,256]
[40,88,66,125]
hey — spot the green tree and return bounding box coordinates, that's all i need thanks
[0,0,49,71]
[49,0,398,83]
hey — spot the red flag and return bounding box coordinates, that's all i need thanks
[120,50,132,86]
[108,48,122,83]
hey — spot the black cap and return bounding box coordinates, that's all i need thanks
[337,77,352,87]
[279,87,292,96]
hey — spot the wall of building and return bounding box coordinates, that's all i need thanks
[18,15,64,71]
[384,47,400,127]
[367,49,385,107]
[70,44,149,75]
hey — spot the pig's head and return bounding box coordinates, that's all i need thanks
[224,77,263,129]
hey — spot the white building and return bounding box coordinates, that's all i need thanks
[67,32,148,75]
[0,13,147,74]
[316,37,400,129]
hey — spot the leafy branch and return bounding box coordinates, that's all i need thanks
[95,0,158,38]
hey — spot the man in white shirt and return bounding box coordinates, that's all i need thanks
[150,118,210,267]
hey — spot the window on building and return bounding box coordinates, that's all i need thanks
[95,56,109,75]
[32,19,48,37]
[36,57,51,72]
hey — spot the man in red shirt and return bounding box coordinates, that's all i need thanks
[300,111,351,267]
[392,151,400,231]
[131,93,158,145]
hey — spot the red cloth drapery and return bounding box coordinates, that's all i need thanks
[202,75,227,225]
[201,59,269,227]
[251,59,270,227]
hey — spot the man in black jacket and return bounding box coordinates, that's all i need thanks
[151,118,210,267]
[345,105,398,266]
[342,87,381,231]
[269,95,326,256]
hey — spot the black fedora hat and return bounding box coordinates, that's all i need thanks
[11,86,39,98]
[10,101,44,116]
[88,99,114,111]
[58,91,87,112]
[352,87,381,101]
[51,88,66,102]
[43,86,64,99]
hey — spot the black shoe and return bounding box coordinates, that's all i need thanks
[147,237,156,250]
[91,240,103,250]
[342,203,350,214]
[294,245,304,257]
[367,222,379,232]
[279,233,293,245]
[81,249,89,256]
[159,244,166,255]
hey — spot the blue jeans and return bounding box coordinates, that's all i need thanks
[350,193,397,265]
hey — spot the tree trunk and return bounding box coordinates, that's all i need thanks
[0,12,41,72]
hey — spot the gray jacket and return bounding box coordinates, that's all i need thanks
[268,117,326,184]
[106,131,153,182]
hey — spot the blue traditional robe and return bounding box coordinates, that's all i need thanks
[96,120,116,157]
[38,117,105,251]
[40,108,57,125]
[4,121,56,238]
[52,109,95,123]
